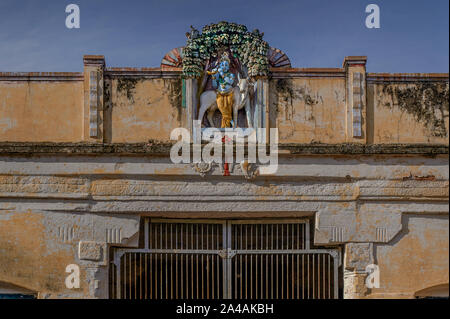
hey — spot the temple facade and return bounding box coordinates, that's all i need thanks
[0,23,448,299]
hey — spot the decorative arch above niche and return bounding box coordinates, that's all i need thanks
[160,22,291,143]
[161,47,184,70]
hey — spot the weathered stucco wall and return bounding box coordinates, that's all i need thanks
[106,76,182,143]
[0,76,84,142]
[371,214,449,298]
[0,207,139,298]
[0,210,84,298]
[0,56,448,299]
[1,63,448,145]
[271,76,347,144]
[0,150,448,298]
[368,75,449,144]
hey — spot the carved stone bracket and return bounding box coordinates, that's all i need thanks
[237,159,259,180]
[78,241,106,263]
[191,160,262,180]
[191,161,217,177]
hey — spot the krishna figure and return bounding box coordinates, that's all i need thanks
[207,52,235,128]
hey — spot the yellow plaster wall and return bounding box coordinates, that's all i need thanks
[371,214,449,298]
[0,81,83,142]
[0,210,87,298]
[1,73,449,145]
[271,77,347,144]
[368,82,449,144]
[108,78,182,143]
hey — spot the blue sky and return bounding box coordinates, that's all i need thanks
[0,0,448,73]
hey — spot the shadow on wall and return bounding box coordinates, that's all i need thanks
[415,283,449,299]
[0,281,37,299]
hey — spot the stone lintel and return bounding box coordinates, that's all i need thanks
[314,209,403,245]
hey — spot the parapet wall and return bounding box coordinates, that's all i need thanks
[368,73,449,144]
[0,73,84,142]
[0,56,448,145]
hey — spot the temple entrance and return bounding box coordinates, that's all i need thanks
[109,219,339,299]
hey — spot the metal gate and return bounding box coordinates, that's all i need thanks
[110,219,340,299]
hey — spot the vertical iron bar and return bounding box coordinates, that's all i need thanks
[307,255,309,299]
[266,224,268,299]
[328,254,331,299]
[191,224,193,299]
[322,254,325,299]
[227,222,232,299]
[217,225,220,298]
[333,254,338,299]
[260,225,263,300]
[240,225,243,299]
[145,253,148,299]
[245,225,248,299]
[206,225,209,299]
[150,254,153,299]
[255,224,258,299]
[139,253,142,299]
[145,219,149,249]
[196,224,199,299]
[271,224,273,299]
[306,222,310,249]
[165,224,168,299]
[212,225,215,299]
[181,224,184,299]
[312,254,315,299]
[170,225,173,299]
[222,222,227,298]
[250,225,253,299]
[116,254,121,299]
[175,224,178,299]
[302,254,304,299]
[297,224,300,299]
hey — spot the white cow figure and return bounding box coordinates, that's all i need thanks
[198,78,253,128]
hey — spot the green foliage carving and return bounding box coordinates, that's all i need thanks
[182,21,270,78]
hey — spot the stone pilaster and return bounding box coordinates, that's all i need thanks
[72,216,140,299]
[343,56,367,143]
[83,55,105,142]
[343,243,374,299]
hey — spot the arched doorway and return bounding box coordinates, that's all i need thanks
[415,284,449,299]
[0,282,37,299]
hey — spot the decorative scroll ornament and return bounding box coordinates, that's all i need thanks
[191,160,261,180]
[191,161,216,177]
